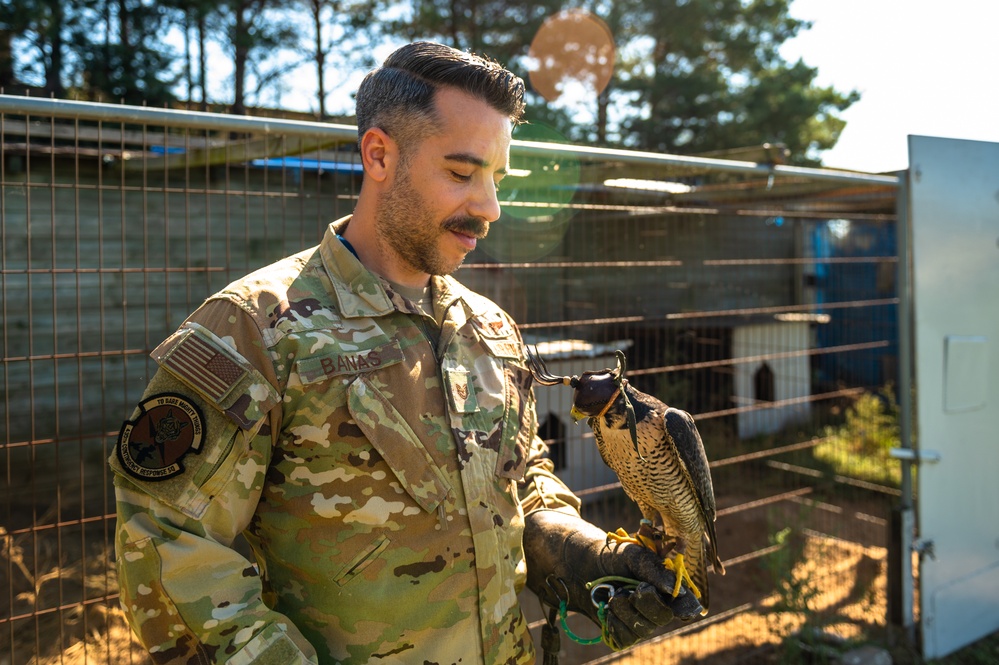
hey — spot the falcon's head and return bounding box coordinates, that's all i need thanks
[524,347,628,420]
[568,355,627,422]
[525,347,641,455]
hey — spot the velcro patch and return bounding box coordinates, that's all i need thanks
[117,393,204,481]
[444,367,479,414]
[160,330,247,403]
[472,313,516,339]
[297,340,404,384]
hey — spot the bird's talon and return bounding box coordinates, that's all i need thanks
[606,528,642,547]
[607,524,667,557]
[664,553,702,599]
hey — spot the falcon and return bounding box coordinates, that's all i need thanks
[527,347,724,614]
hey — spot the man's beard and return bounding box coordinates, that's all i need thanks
[375,169,488,276]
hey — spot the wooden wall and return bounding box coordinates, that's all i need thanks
[2,150,356,447]
[3,148,802,452]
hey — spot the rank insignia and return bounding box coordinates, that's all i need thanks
[445,367,479,414]
[473,314,515,339]
[117,393,204,481]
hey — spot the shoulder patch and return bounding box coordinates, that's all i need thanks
[116,393,204,481]
[160,330,246,404]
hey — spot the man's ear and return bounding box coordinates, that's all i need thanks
[360,128,397,183]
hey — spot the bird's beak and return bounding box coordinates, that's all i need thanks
[570,405,586,422]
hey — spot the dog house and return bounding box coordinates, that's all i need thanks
[731,314,826,439]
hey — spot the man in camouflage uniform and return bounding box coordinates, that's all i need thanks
[112,41,701,664]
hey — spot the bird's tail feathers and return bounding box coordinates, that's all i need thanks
[687,539,711,614]
[705,523,725,576]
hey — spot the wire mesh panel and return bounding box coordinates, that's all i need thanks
[1,97,900,664]
[1,103,359,663]
[493,169,900,663]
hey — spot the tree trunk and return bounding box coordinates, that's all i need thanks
[0,30,14,90]
[118,0,133,93]
[232,4,248,115]
[183,11,193,105]
[45,0,65,96]
[596,86,609,145]
[312,0,326,118]
[197,11,208,110]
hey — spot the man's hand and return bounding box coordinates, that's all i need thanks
[524,510,702,650]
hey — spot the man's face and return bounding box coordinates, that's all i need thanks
[375,87,512,279]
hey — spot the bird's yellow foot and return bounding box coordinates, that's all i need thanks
[606,527,656,550]
[663,553,702,600]
[606,519,663,554]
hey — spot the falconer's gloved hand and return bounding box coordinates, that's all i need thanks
[524,510,702,650]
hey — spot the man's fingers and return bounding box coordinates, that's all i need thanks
[622,546,704,620]
[603,595,645,648]
[666,586,704,620]
[631,582,675,624]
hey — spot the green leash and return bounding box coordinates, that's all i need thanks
[557,598,604,646]
[555,576,642,651]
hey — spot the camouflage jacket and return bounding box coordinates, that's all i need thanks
[111,217,582,664]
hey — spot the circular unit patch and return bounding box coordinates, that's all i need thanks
[117,393,205,481]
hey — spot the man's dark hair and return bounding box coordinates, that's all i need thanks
[355,41,526,153]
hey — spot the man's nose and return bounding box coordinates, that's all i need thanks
[468,180,502,225]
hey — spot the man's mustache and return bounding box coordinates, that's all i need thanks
[443,217,488,239]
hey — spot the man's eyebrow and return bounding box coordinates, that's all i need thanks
[444,152,508,176]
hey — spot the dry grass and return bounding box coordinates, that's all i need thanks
[598,535,887,665]
[0,518,149,665]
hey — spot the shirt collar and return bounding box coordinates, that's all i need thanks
[320,216,472,320]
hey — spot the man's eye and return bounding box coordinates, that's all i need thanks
[451,171,472,182]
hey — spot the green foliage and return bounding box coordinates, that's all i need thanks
[762,517,877,664]
[763,523,830,665]
[815,387,901,488]
[71,0,180,105]
[3,0,860,165]
[1,0,80,95]
[613,0,858,164]
[766,526,819,614]
[292,0,378,118]
[213,0,302,114]
[380,0,566,67]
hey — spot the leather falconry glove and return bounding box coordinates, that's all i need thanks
[524,509,703,651]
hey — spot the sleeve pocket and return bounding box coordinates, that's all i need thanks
[226,623,318,665]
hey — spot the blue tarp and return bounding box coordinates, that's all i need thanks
[250,157,363,174]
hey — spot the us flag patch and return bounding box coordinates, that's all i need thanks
[162,332,246,403]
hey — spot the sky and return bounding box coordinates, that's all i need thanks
[243,0,999,175]
[779,0,999,173]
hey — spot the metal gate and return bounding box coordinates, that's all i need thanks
[905,135,999,659]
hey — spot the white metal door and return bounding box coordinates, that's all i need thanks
[909,135,999,659]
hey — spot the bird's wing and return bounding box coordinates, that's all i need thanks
[662,407,724,573]
[661,407,716,522]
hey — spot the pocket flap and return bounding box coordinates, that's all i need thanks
[346,377,451,514]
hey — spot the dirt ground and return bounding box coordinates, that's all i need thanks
[3,481,895,665]
[519,487,894,665]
